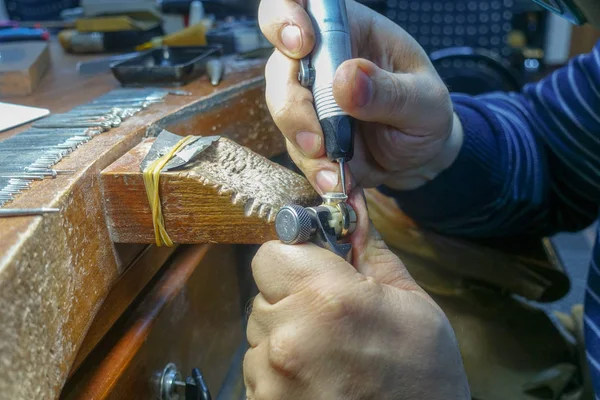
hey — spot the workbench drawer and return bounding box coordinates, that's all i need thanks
[61,244,244,400]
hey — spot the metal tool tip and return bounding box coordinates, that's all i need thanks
[338,159,347,197]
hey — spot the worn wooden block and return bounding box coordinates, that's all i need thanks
[0,41,50,96]
[101,137,320,244]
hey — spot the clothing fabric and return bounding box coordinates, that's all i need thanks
[381,41,600,395]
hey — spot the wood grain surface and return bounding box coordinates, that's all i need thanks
[69,245,177,375]
[60,244,244,400]
[0,39,270,399]
[101,137,319,244]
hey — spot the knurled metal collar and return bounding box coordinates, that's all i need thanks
[275,205,314,244]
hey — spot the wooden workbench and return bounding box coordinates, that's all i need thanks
[0,40,271,400]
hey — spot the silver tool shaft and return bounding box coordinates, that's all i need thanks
[338,158,347,196]
[0,208,60,217]
[300,0,354,200]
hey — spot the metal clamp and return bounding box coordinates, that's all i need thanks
[275,193,357,262]
[298,57,315,88]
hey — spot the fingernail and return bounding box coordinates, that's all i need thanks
[316,170,339,193]
[295,131,321,156]
[281,25,302,54]
[353,68,374,108]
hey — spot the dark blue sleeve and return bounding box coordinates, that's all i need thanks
[380,43,600,238]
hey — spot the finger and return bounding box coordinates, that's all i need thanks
[258,0,315,58]
[252,240,356,304]
[351,216,423,293]
[243,343,293,400]
[265,51,325,159]
[347,186,370,262]
[247,294,273,348]
[333,58,451,133]
[243,346,259,398]
[286,141,342,195]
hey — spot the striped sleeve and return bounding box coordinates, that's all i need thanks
[382,41,600,239]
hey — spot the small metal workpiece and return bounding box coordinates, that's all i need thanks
[0,208,60,217]
[276,192,357,261]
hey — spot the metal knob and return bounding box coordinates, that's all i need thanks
[275,205,315,244]
[158,363,211,400]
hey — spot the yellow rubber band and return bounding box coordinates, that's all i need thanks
[143,135,197,247]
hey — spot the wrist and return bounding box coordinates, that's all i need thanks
[386,113,464,191]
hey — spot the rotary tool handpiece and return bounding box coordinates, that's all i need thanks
[299,0,354,195]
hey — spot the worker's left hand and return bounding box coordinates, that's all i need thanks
[244,193,470,400]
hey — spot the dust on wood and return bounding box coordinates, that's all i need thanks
[0,65,268,399]
[101,138,319,244]
[164,83,286,160]
[186,138,316,221]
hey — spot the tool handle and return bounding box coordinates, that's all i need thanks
[0,27,48,42]
[305,0,354,162]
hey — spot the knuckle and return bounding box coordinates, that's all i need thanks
[309,282,357,321]
[433,79,450,101]
[265,50,284,77]
[268,328,303,377]
[251,294,270,317]
[388,75,414,118]
[357,275,384,299]
[271,101,293,126]
[243,350,256,391]
[258,1,286,36]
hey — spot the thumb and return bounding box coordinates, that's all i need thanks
[356,223,423,293]
[333,58,416,128]
[333,58,451,136]
[348,188,422,293]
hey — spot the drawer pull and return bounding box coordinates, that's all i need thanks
[159,363,212,400]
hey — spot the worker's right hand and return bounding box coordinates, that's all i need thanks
[258,0,462,193]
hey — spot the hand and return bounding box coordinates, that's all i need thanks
[259,0,462,192]
[244,191,470,399]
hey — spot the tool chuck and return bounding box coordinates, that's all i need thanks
[275,194,357,261]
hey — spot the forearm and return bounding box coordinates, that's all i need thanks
[381,68,600,238]
[380,94,544,238]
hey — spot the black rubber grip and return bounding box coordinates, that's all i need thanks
[321,115,354,161]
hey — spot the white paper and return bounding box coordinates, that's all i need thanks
[0,102,50,132]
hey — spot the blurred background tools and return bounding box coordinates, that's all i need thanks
[110,46,222,86]
[0,0,597,99]
[0,26,49,42]
[0,41,50,96]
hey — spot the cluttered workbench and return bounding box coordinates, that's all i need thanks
[0,30,282,398]
[0,2,594,399]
